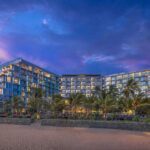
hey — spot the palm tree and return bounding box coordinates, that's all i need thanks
[3,100,12,113]
[107,85,121,113]
[12,96,25,115]
[108,85,119,101]
[51,94,65,112]
[81,95,95,117]
[68,93,84,113]
[123,78,140,100]
[93,86,117,119]
[121,78,144,114]
[27,88,44,118]
[132,91,144,111]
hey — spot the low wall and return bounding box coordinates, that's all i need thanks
[41,119,150,131]
[0,118,32,125]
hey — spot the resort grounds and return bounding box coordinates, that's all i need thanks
[0,123,150,150]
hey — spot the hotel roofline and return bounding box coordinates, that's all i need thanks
[61,74,102,77]
[0,58,59,77]
[105,69,150,77]
[0,58,149,77]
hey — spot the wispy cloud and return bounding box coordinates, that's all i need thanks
[0,0,149,74]
[82,54,115,64]
[42,18,48,25]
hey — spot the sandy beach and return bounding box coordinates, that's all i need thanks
[0,124,149,150]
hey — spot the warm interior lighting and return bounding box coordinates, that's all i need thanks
[14,78,19,84]
[76,107,86,113]
[127,110,134,115]
[0,88,3,95]
[7,76,11,82]
[22,108,26,113]
[65,100,69,105]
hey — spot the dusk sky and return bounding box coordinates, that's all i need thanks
[0,0,149,75]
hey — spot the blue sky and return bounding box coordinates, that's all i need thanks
[0,0,149,75]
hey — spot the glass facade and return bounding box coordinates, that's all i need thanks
[0,58,59,104]
[0,58,149,100]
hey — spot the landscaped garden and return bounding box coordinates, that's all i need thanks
[0,79,150,129]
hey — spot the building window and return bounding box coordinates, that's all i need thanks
[117,75,122,80]
[7,76,11,82]
[129,73,134,78]
[0,77,4,82]
[123,74,128,78]
[106,77,111,82]
[14,78,19,84]
[28,66,32,71]
[0,88,3,95]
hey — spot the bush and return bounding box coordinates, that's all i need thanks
[136,104,150,115]
[132,116,140,122]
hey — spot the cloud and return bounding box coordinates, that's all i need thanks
[83,54,115,64]
[42,18,48,25]
[0,0,149,74]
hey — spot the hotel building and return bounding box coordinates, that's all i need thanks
[104,70,150,97]
[0,58,149,101]
[60,74,103,97]
[0,58,59,104]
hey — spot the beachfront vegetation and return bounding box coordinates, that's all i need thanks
[0,79,150,121]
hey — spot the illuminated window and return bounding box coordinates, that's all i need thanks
[91,86,95,90]
[129,73,134,78]
[14,78,19,84]
[0,88,3,95]
[106,77,111,82]
[61,94,66,97]
[117,75,122,80]
[0,77,4,82]
[111,77,116,80]
[28,66,32,71]
[21,92,25,96]
[106,82,111,85]
[61,78,66,81]
[9,65,13,69]
[71,90,75,93]
[86,94,90,97]
[123,74,128,78]
[71,78,75,81]
[27,87,30,92]
[71,86,75,89]
[76,90,81,93]
[7,76,11,82]
[45,72,51,78]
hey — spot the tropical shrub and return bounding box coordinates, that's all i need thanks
[135,104,150,115]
